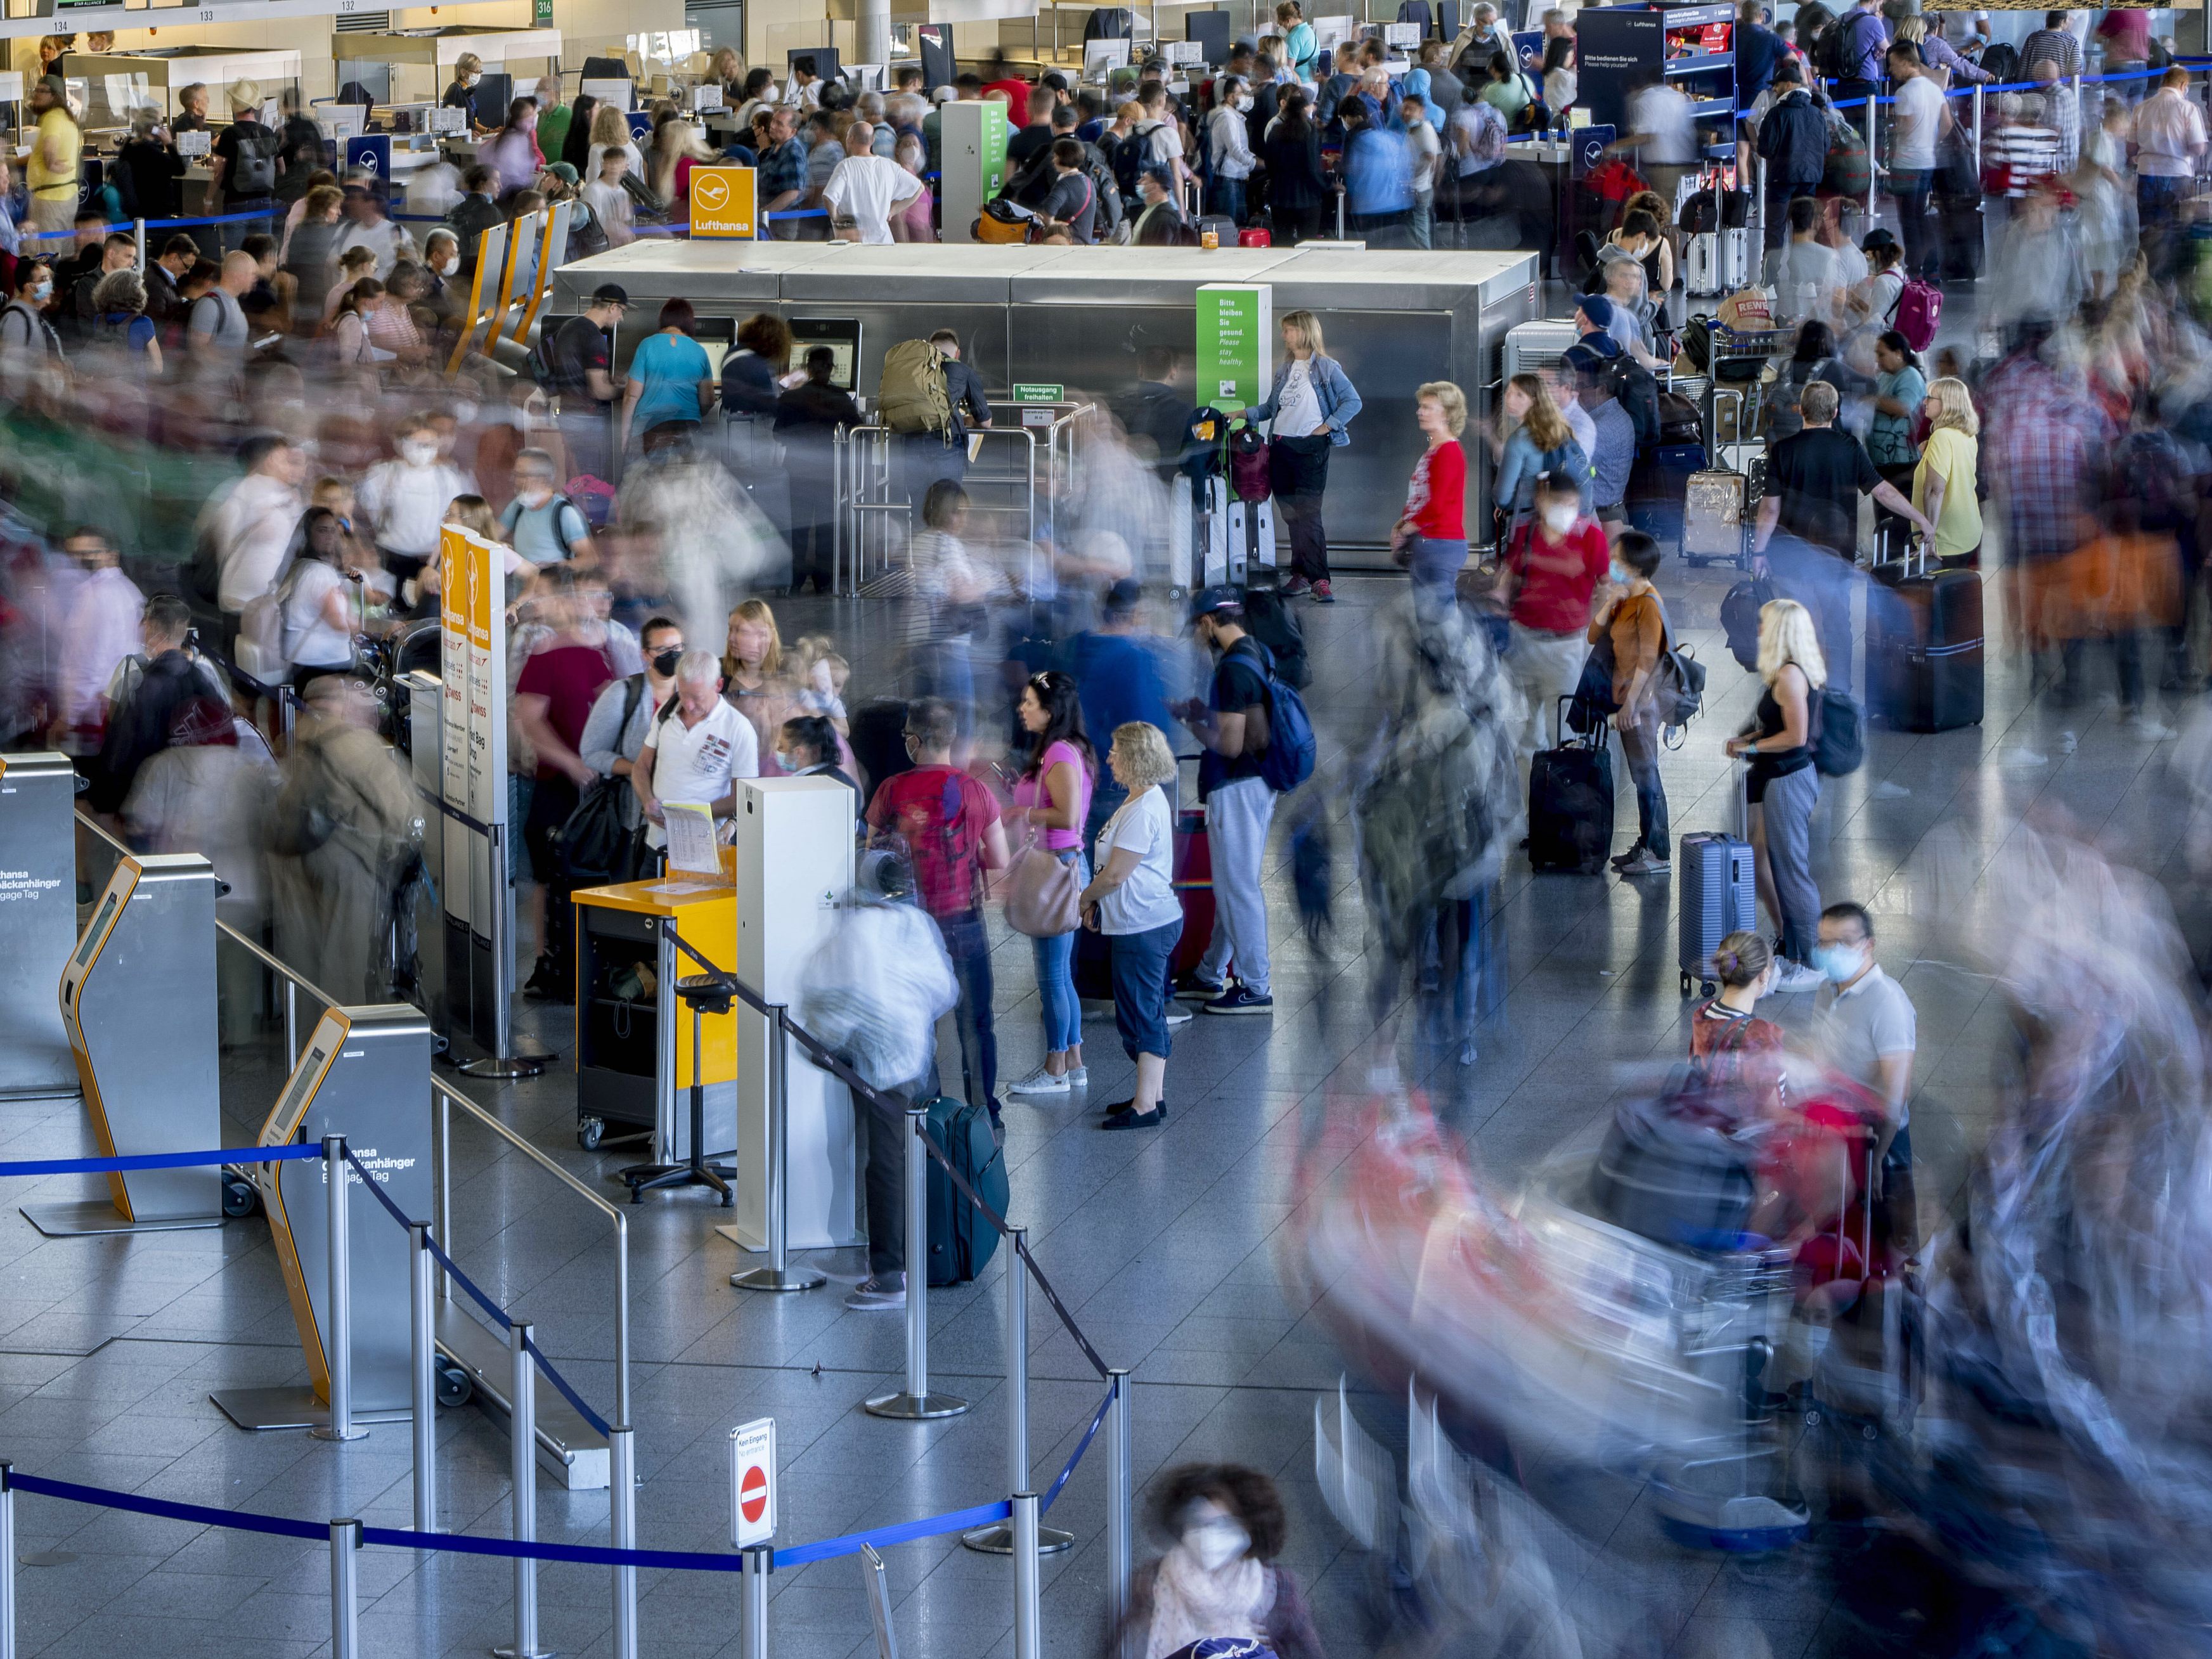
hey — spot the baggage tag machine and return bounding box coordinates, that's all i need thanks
[210,1004,433,1431]
[27,853,223,1237]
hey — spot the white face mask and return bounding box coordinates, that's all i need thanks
[399,439,439,467]
[519,486,555,510]
[435,257,458,277]
[1610,561,1632,585]
[1184,1516,1250,1573]
[1235,93,1254,110]
[1541,503,1577,535]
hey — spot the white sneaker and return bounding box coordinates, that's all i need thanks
[1771,961,1826,995]
[1164,1005,1194,1027]
[1008,1067,1071,1095]
[1064,1066,1088,1088]
[844,1274,906,1310]
[2126,714,2179,741]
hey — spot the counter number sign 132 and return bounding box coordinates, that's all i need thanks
[730,1417,776,1548]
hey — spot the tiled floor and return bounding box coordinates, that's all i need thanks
[3,536,2199,1659]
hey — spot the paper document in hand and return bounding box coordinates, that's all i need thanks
[663,802,721,875]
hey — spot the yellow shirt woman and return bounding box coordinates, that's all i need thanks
[28,106,81,202]
[1912,425,1982,561]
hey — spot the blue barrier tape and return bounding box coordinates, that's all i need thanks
[0,1144,322,1178]
[776,1499,1014,1566]
[1042,1381,1115,1514]
[348,1150,616,1440]
[10,1473,329,1542]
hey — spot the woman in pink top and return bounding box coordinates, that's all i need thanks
[1007,669,1096,1096]
[892,135,936,242]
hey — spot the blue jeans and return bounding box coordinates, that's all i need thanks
[1210,176,1247,225]
[1889,167,1935,279]
[928,911,997,1111]
[1410,537,1467,605]
[1033,851,1088,1051]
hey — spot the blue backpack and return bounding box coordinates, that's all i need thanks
[1238,639,1316,794]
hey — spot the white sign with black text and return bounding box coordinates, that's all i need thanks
[730,1417,777,1549]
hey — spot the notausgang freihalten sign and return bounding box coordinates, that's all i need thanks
[690,166,758,239]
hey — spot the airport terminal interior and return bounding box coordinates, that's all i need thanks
[3,1,2212,1656]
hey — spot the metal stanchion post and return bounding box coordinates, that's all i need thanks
[0,1462,15,1659]
[742,1546,771,1659]
[1011,1492,1042,1659]
[732,1005,824,1292]
[131,218,146,269]
[1106,1369,1132,1659]
[462,822,545,1080]
[1863,96,1878,224]
[865,1105,969,1420]
[410,1223,436,1530]
[435,1090,452,1306]
[284,978,298,1064]
[311,1135,366,1442]
[330,1518,360,1659]
[965,1230,1071,1554]
[609,1424,638,1659]
[1972,84,1985,175]
[493,1321,550,1659]
[860,1544,899,1659]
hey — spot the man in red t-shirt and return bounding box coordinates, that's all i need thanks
[515,568,616,998]
[853,697,1009,1310]
[1503,468,1610,780]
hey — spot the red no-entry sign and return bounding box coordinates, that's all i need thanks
[730,1417,777,1547]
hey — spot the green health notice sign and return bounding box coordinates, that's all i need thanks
[1196,284,1272,415]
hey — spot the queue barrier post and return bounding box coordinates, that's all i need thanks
[730,1004,825,1293]
[1011,1492,1042,1659]
[865,1105,968,1421]
[495,1320,551,1659]
[409,1222,436,1531]
[330,1518,361,1659]
[0,1462,15,1659]
[1106,1369,1133,1658]
[1862,95,1877,223]
[610,1424,638,1659]
[860,1543,899,1659]
[742,1545,772,1659]
[310,1135,366,1443]
[965,1228,1072,1554]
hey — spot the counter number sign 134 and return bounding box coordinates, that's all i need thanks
[730,1417,776,1548]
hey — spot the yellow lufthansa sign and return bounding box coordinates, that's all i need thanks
[690,166,759,239]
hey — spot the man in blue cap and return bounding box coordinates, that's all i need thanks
[1172,586,1275,1017]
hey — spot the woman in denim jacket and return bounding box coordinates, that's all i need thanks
[1237,307,1363,602]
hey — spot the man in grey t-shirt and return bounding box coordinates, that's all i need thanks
[1813,900,1918,1247]
[188,250,255,363]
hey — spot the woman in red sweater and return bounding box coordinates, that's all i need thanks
[1391,379,1470,603]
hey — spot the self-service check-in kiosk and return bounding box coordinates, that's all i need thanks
[210,1004,433,1432]
[0,754,81,1101]
[27,853,223,1237]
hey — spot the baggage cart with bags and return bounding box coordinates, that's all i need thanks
[1529,696,1615,875]
[1869,538,1984,732]
[1682,387,1752,571]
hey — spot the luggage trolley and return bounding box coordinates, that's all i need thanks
[1680,325,1783,571]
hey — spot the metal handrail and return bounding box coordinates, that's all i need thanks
[71,806,631,1427]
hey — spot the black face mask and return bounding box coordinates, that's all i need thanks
[651,648,682,678]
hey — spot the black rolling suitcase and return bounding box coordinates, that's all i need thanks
[1529,696,1614,875]
[1870,543,1984,732]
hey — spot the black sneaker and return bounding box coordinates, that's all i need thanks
[1101,1102,1166,1130]
[1609,841,1646,871]
[1203,985,1274,1016]
[1173,972,1228,1002]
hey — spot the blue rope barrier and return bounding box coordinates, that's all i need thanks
[0,1144,322,1178]
[1042,1380,1116,1514]
[777,1499,1014,1566]
[9,1473,328,1542]
[343,1147,614,1439]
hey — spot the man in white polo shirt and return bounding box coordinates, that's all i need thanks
[1813,900,1918,1250]
[630,650,756,849]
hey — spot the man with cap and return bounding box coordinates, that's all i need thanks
[1754,59,1829,250]
[209,79,281,245]
[1171,586,1276,1017]
[551,284,628,484]
[1568,292,1624,364]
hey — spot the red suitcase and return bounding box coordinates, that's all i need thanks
[1238,228,1272,248]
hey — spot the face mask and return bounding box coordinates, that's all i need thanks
[1184,1516,1250,1573]
[1610,561,1633,585]
[435,257,458,277]
[1235,93,1254,110]
[1541,504,1577,535]
[1814,941,1866,984]
[466,71,482,86]
[519,486,554,510]
[451,399,478,426]
[29,281,50,302]
[651,648,682,678]
[400,440,439,467]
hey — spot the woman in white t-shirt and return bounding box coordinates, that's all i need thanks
[280,507,362,693]
[1079,720,1183,1132]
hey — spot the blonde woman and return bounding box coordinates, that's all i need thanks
[1725,598,1827,991]
[443,51,488,131]
[722,597,795,763]
[1489,370,1591,538]
[1079,722,1183,1130]
[1393,380,1470,599]
[585,101,647,195]
[1277,0,1318,81]
[1912,375,1982,565]
[1236,309,1364,602]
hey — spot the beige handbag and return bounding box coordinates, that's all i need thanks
[1002,835,1081,938]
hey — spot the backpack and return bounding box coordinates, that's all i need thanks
[1650,603,1706,730]
[1719,576,1773,672]
[1679,188,1719,235]
[1236,639,1316,793]
[1824,117,1870,198]
[1890,276,1941,353]
[1228,425,1271,503]
[973,197,1040,243]
[226,122,280,197]
[879,338,954,437]
[1087,155,1126,233]
[1182,406,1228,480]
[1110,128,1150,200]
[1813,687,1863,776]
[236,588,287,681]
[1610,358,1663,448]
[1979,41,2019,84]
[528,323,563,390]
[1239,584,1310,690]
